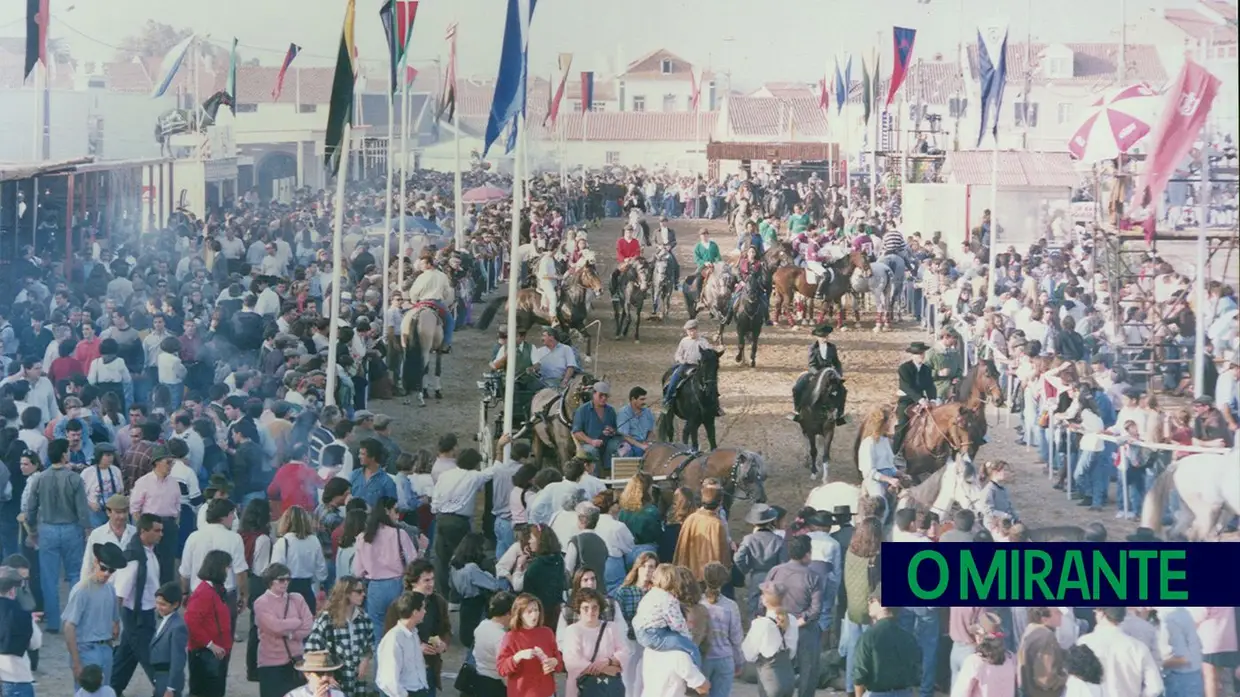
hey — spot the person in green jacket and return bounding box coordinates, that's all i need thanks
[787,203,811,235]
[693,229,722,270]
[758,213,780,251]
[926,331,964,400]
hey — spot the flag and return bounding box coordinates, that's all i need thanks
[887,26,916,106]
[437,22,458,121]
[976,20,1009,147]
[380,0,401,94]
[151,34,196,98]
[396,1,418,61]
[690,65,705,112]
[272,43,301,100]
[24,0,49,81]
[324,0,357,170]
[580,71,594,113]
[483,0,537,157]
[818,77,830,111]
[544,53,573,127]
[861,55,873,123]
[406,65,418,87]
[1134,60,1220,232]
[225,38,239,114]
[833,55,850,115]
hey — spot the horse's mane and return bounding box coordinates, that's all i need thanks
[903,467,947,508]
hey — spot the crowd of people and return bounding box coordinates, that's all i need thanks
[0,154,1235,697]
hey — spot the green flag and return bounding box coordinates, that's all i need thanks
[861,54,872,124]
[225,37,238,114]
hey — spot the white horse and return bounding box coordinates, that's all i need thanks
[897,453,983,519]
[805,480,861,518]
[850,261,896,332]
[1142,452,1240,540]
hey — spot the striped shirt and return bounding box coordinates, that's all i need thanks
[881,229,907,255]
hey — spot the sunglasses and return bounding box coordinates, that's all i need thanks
[100,567,117,575]
[274,576,292,583]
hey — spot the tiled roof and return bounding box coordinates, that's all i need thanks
[965,42,1168,87]
[727,97,829,138]
[621,48,713,81]
[945,150,1080,188]
[533,111,716,141]
[1203,0,1238,21]
[752,82,816,100]
[826,61,966,107]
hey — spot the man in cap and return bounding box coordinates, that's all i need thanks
[572,382,620,474]
[129,445,182,584]
[790,323,847,425]
[406,254,456,353]
[1192,394,1234,449]
[664,319,723,414]
[64,542,125,689]
[892,342,937,461]
[81,493,136,584]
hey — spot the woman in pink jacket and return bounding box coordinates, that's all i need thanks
[254,562,315,697]
[1192,606,1239,697]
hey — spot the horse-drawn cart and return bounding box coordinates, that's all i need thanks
[475,371,539,462]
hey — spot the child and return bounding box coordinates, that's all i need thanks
[630,563,702,666]
[450,533,504,664]
[149,582,188,697]
[2,554,39,672]
[74,664,116,697]
[977,460,1017,523]
[1117,420,1149,520]
[333,508,368,583]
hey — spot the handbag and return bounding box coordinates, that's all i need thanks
[454,661,480,694]
[189,601,227,688]
[577,621,624,697]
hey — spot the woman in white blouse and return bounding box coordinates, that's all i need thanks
[270,504,328,613]
[496,525,538,591]
[856,408,901,525]
[562,588,629,697]
[742,582,797,697]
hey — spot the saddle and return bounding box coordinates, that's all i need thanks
[530,373,593,426]
[412,300,446,325]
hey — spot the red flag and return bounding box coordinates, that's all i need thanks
[396,1,419,58]
[580,72,595,113]
[1134,59,1220,239]
[406,65,418,86]
[818,78,829,111]
[887,26,916,106]
[436,22,457,121]
[545,53,573,127]
[272,43,302,100]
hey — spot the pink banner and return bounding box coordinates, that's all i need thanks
[1135,60,1220,216]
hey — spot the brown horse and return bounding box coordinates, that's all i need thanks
[476,263,604,353]
[858,358,1005,481]
[513,372,599,466]
[771,250,869,328]
[640,442,768,513]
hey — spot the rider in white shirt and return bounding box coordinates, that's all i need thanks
[535,250,560,321]
[406,256,456,352]
[662,320,724,415]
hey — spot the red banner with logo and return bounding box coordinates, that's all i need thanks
[1134,60,1220,223]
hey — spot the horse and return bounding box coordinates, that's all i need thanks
[897,452,982,518]
[771,250,869,328]
[860,358,1005,481]
[850,259,897,331]
[476,263,604,356]
[729,272,767,367]
[401,303,444,406]
[659,347,724,450]
[155,91,233,156]
[611,257,652,341]
[640,442,768,514]
[764,240,797,269]
[513,373,600,466]
[683,262,736,328]
[650,247,676,321]
[1141,453,1240,540]
[797,368,847,482]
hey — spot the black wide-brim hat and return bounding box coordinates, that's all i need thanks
[93,542,127,571]
[907,341,931,354]
[811,324,834,338]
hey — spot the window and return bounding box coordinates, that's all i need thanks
[909,104,925,121]
[660,58,673,74]
[606,151,621,165]
[1056,102,1073,125]
[1014,102,1039,127]
[236,103,258,113]
[87,77,107,89]
[663,94,677,111]
[948,97,968,118]
[572,101,582,112]
[1047,56,1072,79]
[298,104,318,113]
[632,96,646,112]
[591,102,606,112]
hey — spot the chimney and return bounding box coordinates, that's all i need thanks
[933,52,944,61]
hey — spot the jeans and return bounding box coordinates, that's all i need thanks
[899,609,940,697]
[1121,466,1151,517]
[635,626,701,666]
[841,617,870,693]
[0,682,34,697]
[950,641,973,685]
[37,522,85,631]
[604,555,626,596]
[664,364,688,404]
[429,300,455,347]
[366,577,404,643]
[494,517,514,561]
[76,640,113,690]
[580,438,621,477]
[0,517,19,561]
[162,381,184,410]
[1163,669,1205,697]
[796,623,823,697]
[702,656,735,697]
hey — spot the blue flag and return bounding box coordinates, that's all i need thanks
[484,0,537,157]
[976,20,1009,148]
[833,57,845,115]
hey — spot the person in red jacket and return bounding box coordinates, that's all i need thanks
[612,226,643,300]
[185,549,234,697]
[497,593,563,697]
[267,443,325,519]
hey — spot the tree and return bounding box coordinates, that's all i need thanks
[115,20,230,66]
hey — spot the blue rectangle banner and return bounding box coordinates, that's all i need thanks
[880,543,1240,607]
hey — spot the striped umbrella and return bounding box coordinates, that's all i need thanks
[1067,82,1162,161]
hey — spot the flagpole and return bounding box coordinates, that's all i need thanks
[1193,116,1209,397]
[31,63,40,160]
[398,70,409,290]
[987,132,999,300]
[383,74,395,327]
[559,121,567,190]
[326,123,353,406]
[501,113,525,462]
[454,103,464,248]
[870,107,878,211]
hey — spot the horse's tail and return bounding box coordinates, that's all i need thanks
[476,296,506,330]
[682,279,699,320]
[1141,462,1177,535]
[852,421,865,470]
[405,319,425,391]
[657,410,675,442]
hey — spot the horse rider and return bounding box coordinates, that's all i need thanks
[529,326,579,390]
[758,212,780,251]
[662,319,724,415]
[788,202,811,236]
[612,225,643,299]
[927,330,965,400]
[653,216,680,289]
[738,220,765,256]
[405,254,455,354]
[891,341,937,463]
[802,230,835,299]
[534,248,561,323]
[790,323,847,425]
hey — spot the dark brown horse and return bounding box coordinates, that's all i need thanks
[659,347,723,450]
[640,442,768,513]
[797,368,847,483]
[771,250,869,328]
[476,263,604,353]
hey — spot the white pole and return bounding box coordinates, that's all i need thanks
[383,82,394,325]
[398,74,409,289]
[454,89,465,248]
[31,63,40,160]
[501,114,525,462]
[870,109,878,211]
[325,123,353,406]
[988,134,999,299]
[559,121,567,190]
[1193,123,1209,397]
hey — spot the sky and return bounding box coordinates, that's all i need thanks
[1,0,1173,87]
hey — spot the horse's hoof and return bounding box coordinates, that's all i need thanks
[435,390,443,400]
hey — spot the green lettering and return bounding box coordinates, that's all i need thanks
[1023,550,1056,601]
[962,549,1004,602]
[1009,546,1019,600]
[1129,550,1158,600]
[909,550,949,600]
[1058,550,1089,601]
[1091,550,1127,601]
[1159,551,1188,601]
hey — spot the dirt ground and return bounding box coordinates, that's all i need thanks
[35,217,1141,697]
